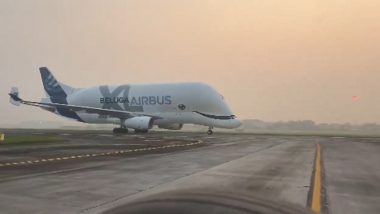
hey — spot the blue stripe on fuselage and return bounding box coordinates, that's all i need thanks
[50,96,84,122]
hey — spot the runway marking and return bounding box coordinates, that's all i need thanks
[311,143,322,213]
[0,140,203,168]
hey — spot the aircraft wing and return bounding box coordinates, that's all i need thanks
[8,88,161,120]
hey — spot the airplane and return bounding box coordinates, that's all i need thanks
[9,67,241,135]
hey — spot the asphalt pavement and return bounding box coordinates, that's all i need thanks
[0,130,378,214]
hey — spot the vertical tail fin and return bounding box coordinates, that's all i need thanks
[39,67,75,98]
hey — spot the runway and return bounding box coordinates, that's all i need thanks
[0,130,379,214]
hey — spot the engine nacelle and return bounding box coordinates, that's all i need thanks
[123,116,154,130]
[158,123,183,130]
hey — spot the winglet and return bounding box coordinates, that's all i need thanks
[9,87,22,106]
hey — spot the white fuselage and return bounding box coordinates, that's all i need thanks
[46,82,241,129]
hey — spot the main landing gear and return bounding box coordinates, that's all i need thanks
[113,127,129,134]
[134,129,149,134]
[113,127,149,134]
[207,127,214,135]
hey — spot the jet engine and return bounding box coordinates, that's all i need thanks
[158,123,183,130]
[123,116,154,130]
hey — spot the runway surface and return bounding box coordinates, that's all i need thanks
[0,130,379,214]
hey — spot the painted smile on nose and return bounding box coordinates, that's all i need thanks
[193,111,237,120]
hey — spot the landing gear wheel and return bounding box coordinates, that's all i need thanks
[207,128,213,135]
[113,128,129,134]
[134,129,148,134]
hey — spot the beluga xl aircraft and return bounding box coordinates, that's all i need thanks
[9,67,241,134]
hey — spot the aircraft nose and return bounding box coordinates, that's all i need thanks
[230,119,242,128]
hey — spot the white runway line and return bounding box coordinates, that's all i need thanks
[0,140,203,168]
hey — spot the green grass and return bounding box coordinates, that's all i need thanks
[1,134,63,144]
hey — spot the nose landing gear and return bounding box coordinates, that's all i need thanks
[207,127,214,135]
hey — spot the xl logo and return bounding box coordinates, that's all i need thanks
[99,85,143,112]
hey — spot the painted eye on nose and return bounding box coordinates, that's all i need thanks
[178,104,186,110]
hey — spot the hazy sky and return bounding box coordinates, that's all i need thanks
[1,0,380,125]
